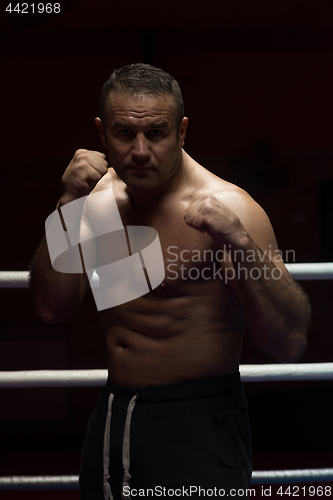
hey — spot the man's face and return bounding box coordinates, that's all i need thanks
[96,91,188,192]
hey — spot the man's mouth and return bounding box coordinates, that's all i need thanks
[127,165,154,171]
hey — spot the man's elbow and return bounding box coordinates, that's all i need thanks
[30,281,86,324]
[276,338,307,363]
[280,313,310,362]
[265,334,308,364]
[32,295,76,324]
[34,306,64,324]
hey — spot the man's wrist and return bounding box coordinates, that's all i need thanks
[56,194,76,208]
[217,232,253,254]
[55,199,67,231]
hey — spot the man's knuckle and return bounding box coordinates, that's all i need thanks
[75,148,86,157]
[75,163,86,173]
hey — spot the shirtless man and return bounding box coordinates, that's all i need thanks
[29,64,310,499]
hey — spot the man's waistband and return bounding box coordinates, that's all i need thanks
[106,372,242,404]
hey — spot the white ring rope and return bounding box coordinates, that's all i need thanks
[0,475,79,490]
[1,262,333,289]
[285,262,333,280]
[1,363,333,388]
[1,469,333,490]
[240,362,333,382]
[251,469,333,484]
[0,369,108,388]
[0,271,30,288]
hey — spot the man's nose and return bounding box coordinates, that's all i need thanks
[131,134,150,163]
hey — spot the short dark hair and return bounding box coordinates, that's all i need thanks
[98,63,184,128]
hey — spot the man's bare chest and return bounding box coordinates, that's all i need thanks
[119,201,227,287]
[85,187,229,290]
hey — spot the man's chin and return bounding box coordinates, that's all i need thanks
[126,180,159,192]
[124,172,160,191]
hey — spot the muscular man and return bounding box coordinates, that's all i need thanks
[29,64,310,499]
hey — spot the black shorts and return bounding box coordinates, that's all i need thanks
[79,373,252,499]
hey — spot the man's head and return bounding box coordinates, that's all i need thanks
[98,63,184,130]
[95,64,188,193]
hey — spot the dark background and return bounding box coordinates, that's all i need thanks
[0,0,332,497]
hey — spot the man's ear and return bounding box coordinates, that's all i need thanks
[178,117,188,148]
[95,117,107,148]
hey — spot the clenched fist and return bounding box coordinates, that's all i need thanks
[60,149,109,205]
[184,194,249,249]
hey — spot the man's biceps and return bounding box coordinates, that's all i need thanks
[245,214,280,252]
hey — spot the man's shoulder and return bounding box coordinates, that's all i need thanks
[192,162,268,225]
[89,168,126,201]
[192,162,255,206]
[90,168,113,193]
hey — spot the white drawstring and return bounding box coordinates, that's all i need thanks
[103,392,138,500]
[122,395,138,500]
[103,392,114,500]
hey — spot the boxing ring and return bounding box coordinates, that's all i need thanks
[1,262,333,491]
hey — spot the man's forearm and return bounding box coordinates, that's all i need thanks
[29,236,88,324]
[232,238,311,362]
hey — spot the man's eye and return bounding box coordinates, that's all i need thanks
[150,130,162,137]
[119,129,131,136]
